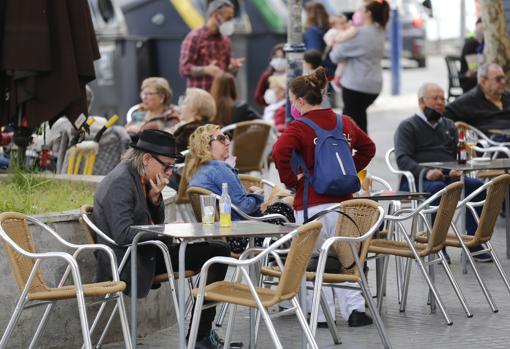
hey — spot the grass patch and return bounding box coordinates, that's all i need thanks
[0,171,94,215]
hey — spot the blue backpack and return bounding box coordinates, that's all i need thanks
[292,115,360,220]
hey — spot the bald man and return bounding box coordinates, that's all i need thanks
[394,83,491,263]
[445,63,510,135]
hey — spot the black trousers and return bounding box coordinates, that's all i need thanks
[155,240,230,339]
[342,87,379,133]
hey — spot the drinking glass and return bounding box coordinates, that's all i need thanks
[200,195,216,224]
[465,130,478,159]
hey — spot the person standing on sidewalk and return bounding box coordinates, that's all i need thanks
[329,0,389,133]
[179,0,244,91]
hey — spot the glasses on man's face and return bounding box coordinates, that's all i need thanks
[424,95,446,102]
[140,91,161,99]
[210,134,230,144]
[151,155,175,172]
[489,75,507,83]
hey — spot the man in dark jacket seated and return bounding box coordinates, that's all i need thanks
[92,129,231,349]
[395,82,490,263]
[444,63,510,136]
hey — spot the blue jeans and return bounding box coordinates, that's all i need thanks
[401,177,486,250]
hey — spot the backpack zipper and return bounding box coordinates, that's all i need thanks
[335,152,346,175]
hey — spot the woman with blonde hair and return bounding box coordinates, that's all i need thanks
[173,88,216,152]
[210,72,260,126]
[182,124,294,252]
[125,77,179,134]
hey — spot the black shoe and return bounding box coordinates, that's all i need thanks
[210,329,243,348]
[194,334,222,349]
[348,310,373,327]
[473,252,493,263]
[317,321,335,328]
[442,249,451,265]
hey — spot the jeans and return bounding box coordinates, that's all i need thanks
[155,240,230,339]
[401,176,486,251]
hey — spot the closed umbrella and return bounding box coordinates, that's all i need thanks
[0,0,100,129]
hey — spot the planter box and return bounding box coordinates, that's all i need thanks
[0,174,177,348]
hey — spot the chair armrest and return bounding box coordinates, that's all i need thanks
[80,214,117,245]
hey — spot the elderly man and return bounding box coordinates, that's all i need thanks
[444,63,510,134]
[93,129,230,349]
[394,83,491,262]
[179,0,244,91]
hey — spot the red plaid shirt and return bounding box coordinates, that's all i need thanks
[179,26,231,91]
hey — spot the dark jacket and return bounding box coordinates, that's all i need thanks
[444,86,510,133]
[394,114,458,178]
[93,161,164,298]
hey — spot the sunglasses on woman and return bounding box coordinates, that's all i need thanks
[209,134,230,144]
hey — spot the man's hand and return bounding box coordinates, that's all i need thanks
[426,169,444,181]
[449,169,462,180]
[204,60,223,77]
[228,57,245,72]
[149,173,169,205]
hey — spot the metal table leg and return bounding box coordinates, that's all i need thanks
[179,242,188,349]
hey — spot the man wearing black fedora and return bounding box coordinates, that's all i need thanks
[92,129,231,349]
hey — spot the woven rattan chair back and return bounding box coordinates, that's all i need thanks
[474,174,510,242]
[334,199,380,274]
[187,186,218,222]
[0,212,48,294]
[427,182,463,253]
[238,174,263,192]
[231,121,271,173]
[79,205,96,244]
[276,221,322,300]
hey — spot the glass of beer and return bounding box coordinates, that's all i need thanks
[465,130,478,159]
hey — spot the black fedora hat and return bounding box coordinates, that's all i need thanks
[130,129,184,161]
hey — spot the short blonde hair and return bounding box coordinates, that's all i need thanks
[269,74,286,91]
[185,88,217,122]
[182,124,221,189]
[121,148,147,177]
[141,77,173,106]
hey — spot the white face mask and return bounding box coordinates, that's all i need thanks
[264,89,278,105]
[219,20,235,36]
[270,57,287,72]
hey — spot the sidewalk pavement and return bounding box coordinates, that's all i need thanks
[106,56,510,348]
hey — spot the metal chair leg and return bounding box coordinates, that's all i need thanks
[291,297,319,349]
[224,303,237,349]
[319,289,341,344]
[94,304,118,349]
[399,258,413,313]
[359,275,393,349]
[29,302,55,349]
[488,241,510,294]
[116,293,133,349]
[413,255,452,325]
[439,250,473,317]
[0,295,28,348]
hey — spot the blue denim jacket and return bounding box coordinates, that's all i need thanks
[189,160,264,219]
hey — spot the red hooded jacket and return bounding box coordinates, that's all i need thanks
[272,108,376,210]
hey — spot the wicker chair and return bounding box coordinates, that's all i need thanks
[187,221,323,349]
[221,120,274,175]
[415,174,510,312]
[79,205,197,346]
[262,199,391,348]
[0,212,132,349]
[186,186,289,224]
[369,182,469,325]
[238,174,275,193]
